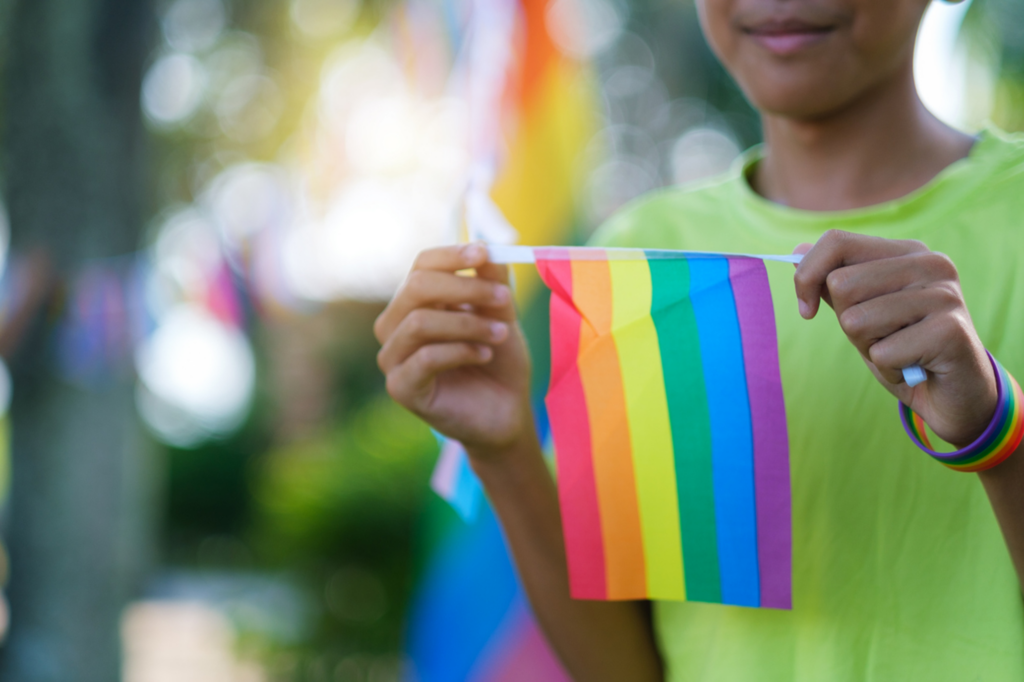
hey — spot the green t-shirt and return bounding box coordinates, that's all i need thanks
[591,128,1024,681]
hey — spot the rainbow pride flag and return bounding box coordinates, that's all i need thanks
[533,247,792,609]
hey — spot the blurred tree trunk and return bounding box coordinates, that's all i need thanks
[0,0,155,681]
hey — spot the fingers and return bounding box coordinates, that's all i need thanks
[374,244,487,343]
[474,260,518,322]
[824,251,959,315]
[794,233,968,386]
[476,259,511,285]
[377,309,509,373]
[794,230,929,319]
[385,342,494,408]
[791,243,812,271]
[793,242,813,257]
[375,270,512,341]
[837,285,963,360]
[412,243,490,272]
[865,311,975,385]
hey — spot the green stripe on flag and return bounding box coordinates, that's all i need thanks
[648,256,721,602]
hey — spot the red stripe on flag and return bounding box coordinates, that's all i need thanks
[538,254,608,599]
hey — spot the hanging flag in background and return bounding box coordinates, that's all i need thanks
[429,0,596,519]
[430,407,554,523]
[430,437,483,522]
[406,501,571,682]
[56,261,145,386]
[407,0,594,676]
[530,246,792,609]
[486,0,597,305]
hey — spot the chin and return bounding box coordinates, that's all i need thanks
[745,89,851,121]
[734,69,862,121]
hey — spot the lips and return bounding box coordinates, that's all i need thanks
[741,17,839,56]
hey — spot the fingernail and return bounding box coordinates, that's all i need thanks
[798,299,811,318]
[490,322,508,341]
[478,345,493,361]
[464,244,485,263]
[493,285,510,304]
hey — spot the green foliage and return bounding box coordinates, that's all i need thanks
[967,0,1024,133]
[248,393,437,654]
[252,394,435,564]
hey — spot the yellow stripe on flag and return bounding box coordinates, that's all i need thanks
[608,257,686,600]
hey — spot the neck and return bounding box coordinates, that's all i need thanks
[752,61,975,212]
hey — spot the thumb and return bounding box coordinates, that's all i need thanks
[792,243,813,266]
[476,259,511,286]
[474,252,517,322]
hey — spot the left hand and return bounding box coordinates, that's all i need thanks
[794,229,997,447]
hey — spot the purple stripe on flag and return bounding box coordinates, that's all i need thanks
[728,258,792,609]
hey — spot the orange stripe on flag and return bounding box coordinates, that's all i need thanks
[572,258,647,599]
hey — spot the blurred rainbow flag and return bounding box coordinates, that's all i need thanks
[427,0,596,520]
[406,0,594,677]
[407,501,569,682]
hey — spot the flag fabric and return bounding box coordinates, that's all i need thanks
[409,0,593,673]
[406,499,570,682]
[431,437,484,522]
[534,247,792,609]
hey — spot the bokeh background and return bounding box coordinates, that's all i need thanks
[0,0,1018,680]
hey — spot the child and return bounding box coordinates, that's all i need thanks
[375,0,1024,679]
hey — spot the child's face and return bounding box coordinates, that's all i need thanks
[698,0,932,119]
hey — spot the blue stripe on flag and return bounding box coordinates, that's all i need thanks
[688,257,760,607]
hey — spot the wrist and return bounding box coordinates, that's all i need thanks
[466,424,545,485]
[900,351,1024,473]
[950,345,1003,448]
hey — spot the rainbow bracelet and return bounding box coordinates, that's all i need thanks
[900,352,1024,472]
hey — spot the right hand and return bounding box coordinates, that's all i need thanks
[374,244,534,455]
